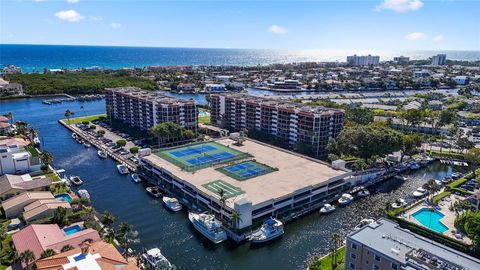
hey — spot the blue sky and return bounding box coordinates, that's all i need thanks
[1,0,479,50]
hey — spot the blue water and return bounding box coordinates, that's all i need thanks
[0,97,460,269]
[63,225,83,235]
[412,208,449,234]
[1,44,479,73]
[55,193,73,203]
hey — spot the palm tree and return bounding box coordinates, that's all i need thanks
[61,245,74,252]
[101,211,117,229]
[330,233,341,269]
[217,188,226,222]
[40,151,54,168]
[3,112,13,123]
[422,179,441,203]
[19,249,35,270]
[28,128,38,142]
[40,249,56,259]
[230,210,242,229]
[52,207,68,227]
[64,109,74,123]
[15,120,28,135]
[116,222,139,259]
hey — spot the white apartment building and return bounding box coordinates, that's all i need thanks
[0,145,42,175]
[431,54,447,66]
[347,55,380,66]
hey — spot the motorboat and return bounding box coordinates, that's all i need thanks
[77,189,90,199]
[141,248,172,269]
[71,133,77,139]
[69,175,83,186]
[452,172,463,179]
[319,204,335,214]
[33,137,40,145]
[391,199,407,209]
[435,179,443,186]
[338,193,354,206]
[97,150,108,159]
[131,173,142,183]
[357,189,370,198]
[146,187,161,198]
[409,163,420,170]
[83,142,91,148]
[413,187,427,198]
[188,212,227,244]
[442,176,453,184]
[250,218,284,244]
[393,175,408,181]
[117,163,129,175]
[354,218,375,231]
[162,196,183,212]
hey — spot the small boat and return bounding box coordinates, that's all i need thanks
[320,203,335,214]
[69,176,83,186]
[76,138,84,144]
[435,179,443,186]
[141,248,172,270]
[77,189,90,199]
[357,189,370,198]
[97,150,108,159]
[442,176,453,184]
[251,218,284,244]
[188,212,227,244]
[83,142,91,148]
[162,196,183,212]
[71,133,77,139]
[452,172,463,179]
[354,218,375,231]
[413,187,427,198]
[393,175,408,181]
[409,163,420,170]
[146,187,161,198]
[338,193,354,206]
[33,137,40,145]
[131,173,142,183]
[391,199,407,208]
[117,163,129,175]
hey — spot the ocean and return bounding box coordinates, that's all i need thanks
[1,44,479,73]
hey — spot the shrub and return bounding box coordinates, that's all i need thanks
[89,125,96,130]
[81,121,89,125]
[116,140,126,147]
[129,147,139,154]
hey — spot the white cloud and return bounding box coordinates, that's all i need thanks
[67,0,79,3]
[89,16,103,21]
[268,25,287,34]
[34,0,46,2]
[433,35,445,43]
[55,10,84,22]
[111,22,122,29]
[405,32,426,41]
[376,0,424,13]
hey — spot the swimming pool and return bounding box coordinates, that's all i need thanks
[412,208,449,234]
[55,193,73,203]
[63,225,82,235]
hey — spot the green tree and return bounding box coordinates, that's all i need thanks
[230,210,242,229]
[15,120,28,135]
[330,233,341,269]
[3,112,13,123]
[64,109,74,123]
[456,137,475,153]
[465,148,480,166]
[401,133,422,161]
[129,147,139,154]
[19,249,35,270]
[217,188,226,222]
[182,129,196,140]
[61,245,74,252]
[39,151,54,167]
[150,122,183,145]
[422,179,441,203]
[116,140,127,147]
[40,249,56,259]
[52,207,68,227]
[101,211,117,228]
[345,107,374,125]
[116,222,139,259]
[399,109,424,131]
[464,212,480,250]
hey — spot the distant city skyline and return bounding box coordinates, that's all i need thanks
[1,0,479,50]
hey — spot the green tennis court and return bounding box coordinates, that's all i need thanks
[154,141,250,172]
[202,180,245,199]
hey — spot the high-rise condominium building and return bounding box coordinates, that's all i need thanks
[210,93,344,157]
[346,54,380,66]
[431,54,447,66]
[105,87,197,133]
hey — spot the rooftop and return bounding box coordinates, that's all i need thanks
[0,174,53,196]
[106,86,196,105]
[143,138,351,207]
[1,191,54,211]
[347,218,480,269]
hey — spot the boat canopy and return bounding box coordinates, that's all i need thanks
[266,218,277,226]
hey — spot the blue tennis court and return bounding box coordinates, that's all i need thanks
[218,161,276,180]
[170,145,217,157]
[186,152,235,166]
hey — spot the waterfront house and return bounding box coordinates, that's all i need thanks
[12,224,101,265]
[0,141,42,174]
[1,191,55,218]
[23,199,72,222]
[0,174,52,200]
[205,83,226,92]
[35,240,139,270]
[468,191,480,211]
[345,218,480,270]
[454,75,470,85]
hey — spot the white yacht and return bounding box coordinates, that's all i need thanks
[77,189,90,199]
[354,218,375,231]
[319,204,335,214]
[141,248,172,269]
[97,150,108,159]
[83,142,91,148]
[33,137,40,145]
[250,218,284,244]
[71,133,77,139]
[117,163,129,175]
[338,193,354,206]
[391,199,407,209]
[188,212,227,244]
[131,173,142,183]
[413,187,427,198]
[163,196,183,212]
[69,175,83,186]
[357,189,370,197]
[394,175,408,181]
[146,187,161,198]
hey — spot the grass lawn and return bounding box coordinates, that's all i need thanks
[24,144,39,157]
[45,171,62,182]
[65,114,106,125]
[199,116,211,124]
[309,246,345,270]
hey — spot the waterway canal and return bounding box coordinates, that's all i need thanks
[0,97,462,269]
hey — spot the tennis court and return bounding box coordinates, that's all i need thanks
[218,161,276,180]
[202,180,245,199]
[155,142,250,172]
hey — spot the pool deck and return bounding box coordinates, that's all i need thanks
[401,194,472,244]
